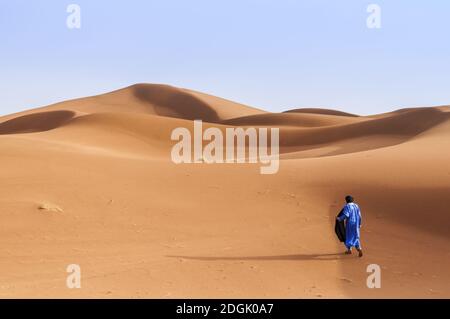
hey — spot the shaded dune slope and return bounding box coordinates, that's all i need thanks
[0,110,75,134]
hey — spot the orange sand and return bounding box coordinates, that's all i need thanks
[0,84,449,298]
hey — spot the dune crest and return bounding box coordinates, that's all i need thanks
[284,108,359,117]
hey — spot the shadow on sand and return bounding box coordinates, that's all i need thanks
[0,110,75,135]
[167,253,347,262]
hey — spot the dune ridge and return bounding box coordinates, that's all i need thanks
[283,108,359,117]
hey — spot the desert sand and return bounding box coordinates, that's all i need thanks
[0,83,449,298]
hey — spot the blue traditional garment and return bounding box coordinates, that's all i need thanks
[337,202,362,249]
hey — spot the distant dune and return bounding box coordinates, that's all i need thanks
[283,108,359,117]
[0,83,449,298]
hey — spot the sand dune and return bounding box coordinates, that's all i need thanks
[284,108,359,117]
[0,84,265,123]
[221,112,362,127]
[0,84,449,298]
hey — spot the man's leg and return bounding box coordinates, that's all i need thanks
[345,246,352,254]
[356,246,363,258]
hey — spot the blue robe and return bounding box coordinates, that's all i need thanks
[337,203,362,249]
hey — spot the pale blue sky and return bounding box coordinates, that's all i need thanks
[1,0,450,115]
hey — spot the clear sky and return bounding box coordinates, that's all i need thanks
[1,0,450,115]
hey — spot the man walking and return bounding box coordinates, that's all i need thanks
[337,195,363,257]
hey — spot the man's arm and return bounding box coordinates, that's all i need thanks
[336,207,348,221]
[358,210,362,227]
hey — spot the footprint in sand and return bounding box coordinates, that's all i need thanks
[38,202,63,213]
[340,278,353,284]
